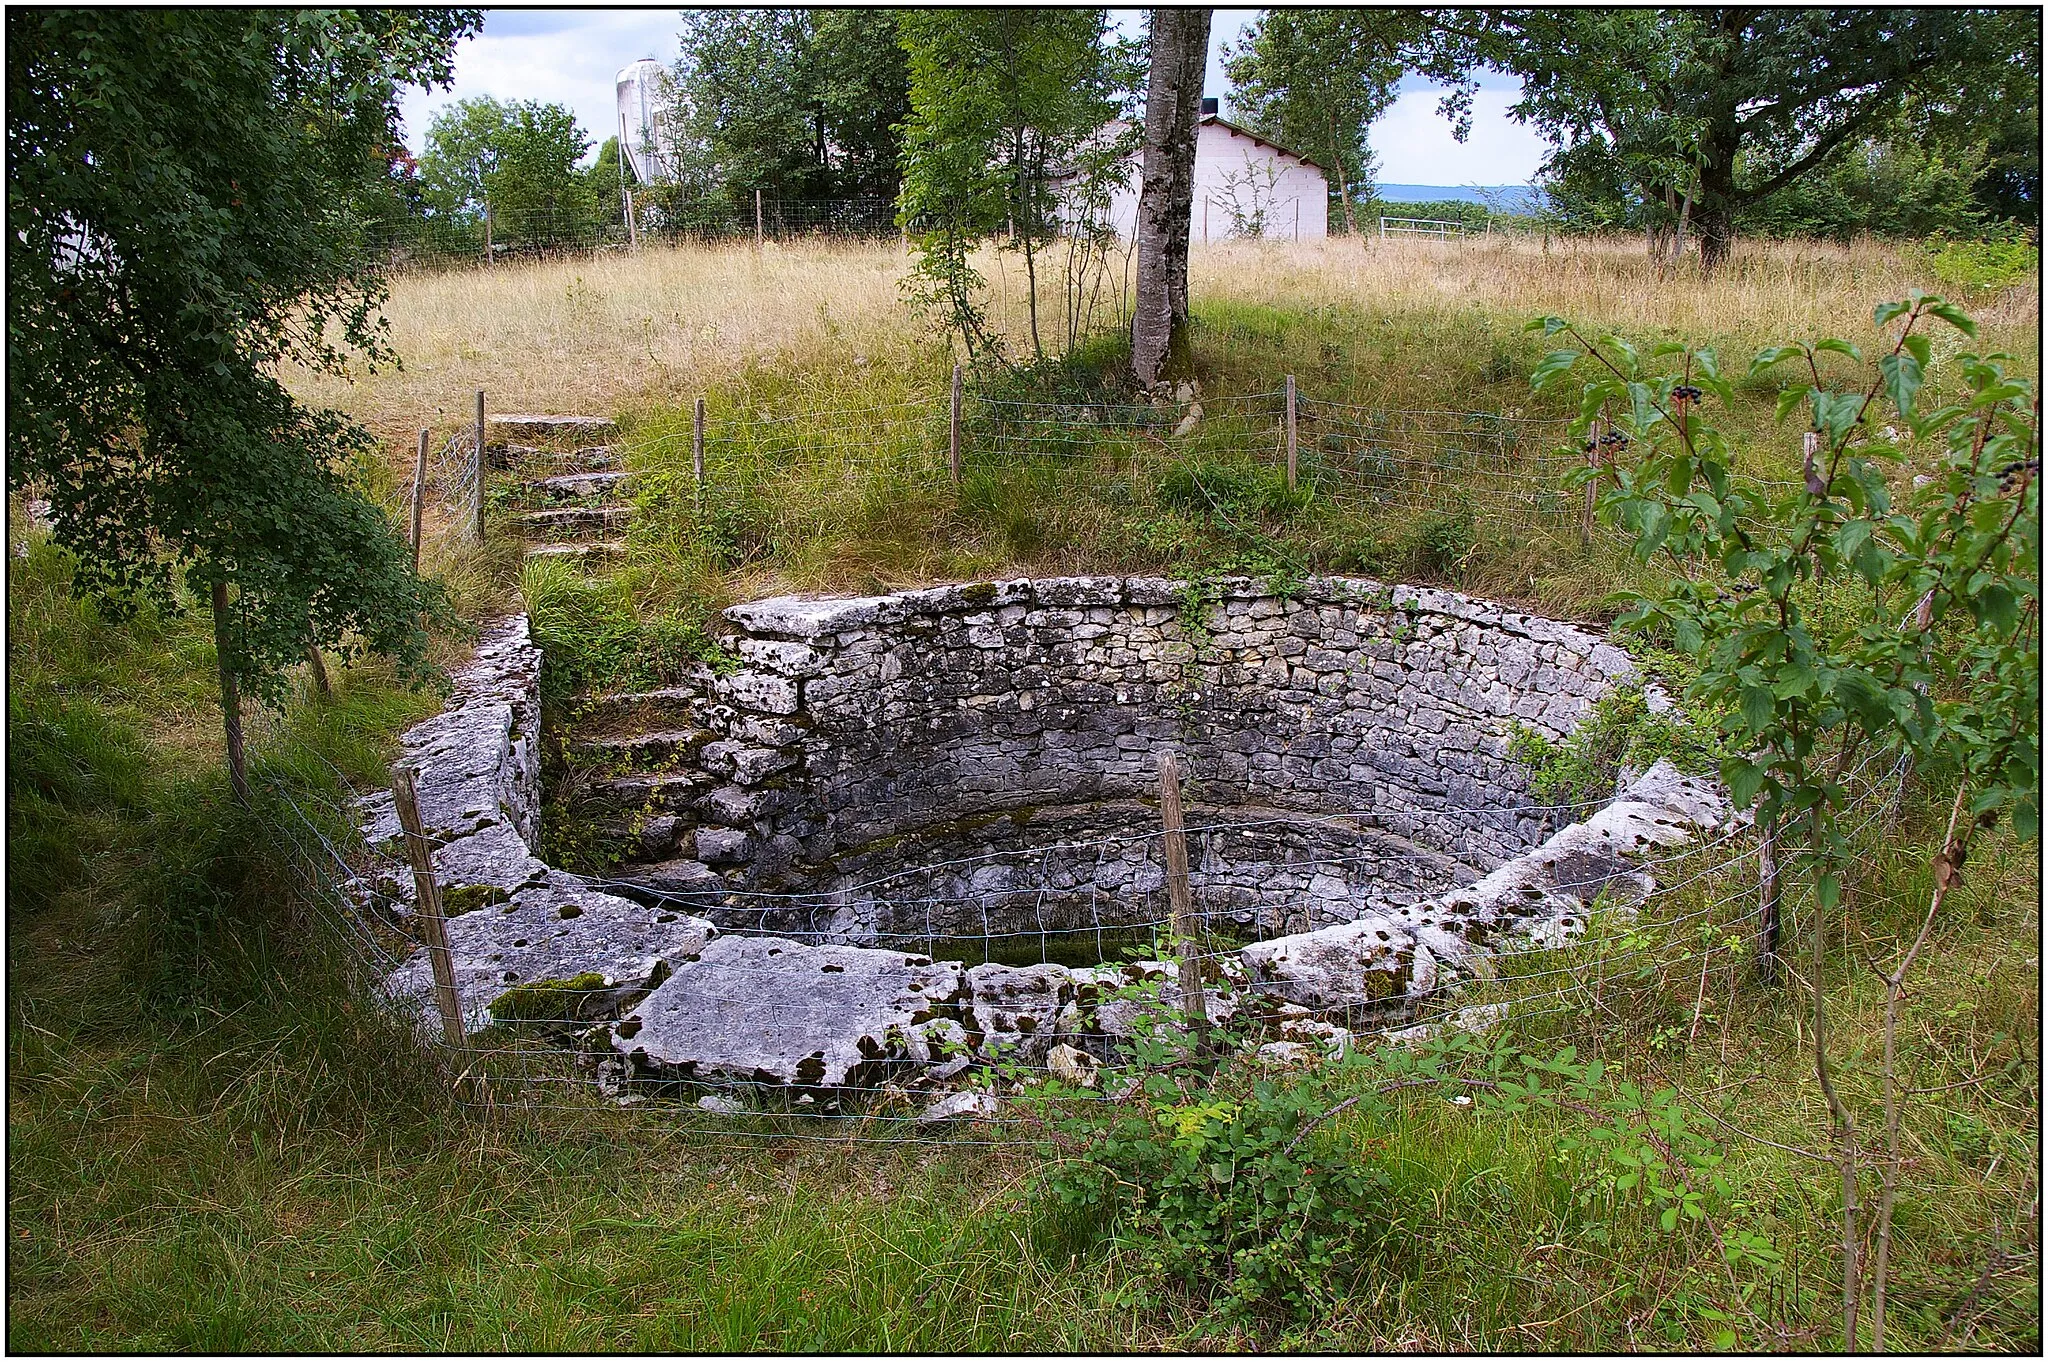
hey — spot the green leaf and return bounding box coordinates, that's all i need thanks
[1879,351,1924,417]
[1660,1205,1680,1231]
[1738,685,1776,733]
[1926,300,1979,337]
[1749,345,1803,376]
[1814,338,1863,364]
[1530,348,1581,391]
[1873,300,1912,327]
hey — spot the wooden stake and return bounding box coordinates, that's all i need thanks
[948,361,963,488]
[625,187,639,251]
[391,764,474,1069]
[473,390,487,543]
[211,580,249,806]
[410,427,429,573]
[304,641,331,699]
[1157,751,1208,1050]
[1757,817,1782,985]
[755,188,763,250]
[1285,374,1299,493]
[692,396,706,512]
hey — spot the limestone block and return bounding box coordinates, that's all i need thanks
[720,670,801,715]
[1239,917,1418,1014]
[614,936,964,1088]
[384,874,717,1034]
[965,963,1075,1063]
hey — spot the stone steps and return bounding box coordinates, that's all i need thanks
[580,686,708,733]
[530,470,631,502]
[588,770,719,814]
[489,414,618,443]
[570,727,715,767]
[515,505,632,538]
[523,540,627,564]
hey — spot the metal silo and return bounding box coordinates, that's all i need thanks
[615,57,675,184]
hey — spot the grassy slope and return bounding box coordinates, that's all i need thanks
[10,235,2039,1350]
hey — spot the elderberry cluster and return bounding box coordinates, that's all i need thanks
[1671,384,1704,403]
[1582,430,1633,456]
[1997,457,2040,496]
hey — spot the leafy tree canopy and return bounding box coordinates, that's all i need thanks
[420,95,596,247]
[672,8,911,201]
[1418,7,2041,268]
[1221,9,1422,235]
[7,8,478,712]
[899,7,1141,363]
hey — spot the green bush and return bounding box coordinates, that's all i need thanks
[1040,1071,1393,1325]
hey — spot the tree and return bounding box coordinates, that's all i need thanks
[899,9,1140,365]
[1535,295,2038,1345]
[1130,8,1210,389]
[1222,10,1420,236]
[673,8,910,203]
[8,8,475,798]
[1422,7,2041,272]
[421,96,597,253]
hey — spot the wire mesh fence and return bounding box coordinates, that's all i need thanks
[268,666,1913,1149]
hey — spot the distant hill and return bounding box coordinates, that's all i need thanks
[1376,183,1542,212]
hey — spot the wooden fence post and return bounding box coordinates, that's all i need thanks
[1157,751,1208,1052]
[1582,421,1600,546]
[473,390,487,544]
[410,427,429,574]
[755,188,764,250]
[391,765,476,1089]
[304,641,332,699]
[949,361,963,488]
[1757,817,1782,985]
[1285,374,1299,494]
[211,580,250,806]
[692,396,706,513]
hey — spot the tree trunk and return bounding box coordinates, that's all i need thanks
[211,580,250,805]
[1694,134,1740,275]
[1130,7,1211,390]
[1326,107,1357,237]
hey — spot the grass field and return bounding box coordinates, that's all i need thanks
[10,232,2040,1350]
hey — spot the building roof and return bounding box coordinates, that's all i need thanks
[1199,114,1323,174]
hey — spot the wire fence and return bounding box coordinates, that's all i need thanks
[264,672,1915,1149]
[368,197,1539,275]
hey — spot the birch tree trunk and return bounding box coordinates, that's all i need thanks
[1130,7,1210,391]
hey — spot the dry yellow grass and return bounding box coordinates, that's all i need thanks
[285,239,938,449]
[1192,233,2038,350]
[286,232,2037,454]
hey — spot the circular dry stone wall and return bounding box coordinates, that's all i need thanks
[577,575,1646,939]
[363,588,1732,1100]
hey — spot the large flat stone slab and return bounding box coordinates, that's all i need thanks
[613,936,964,1087]
[489,414,618,442]
[384,872,716,1032]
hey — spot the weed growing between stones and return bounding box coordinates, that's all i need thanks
[1505,683,1722,808]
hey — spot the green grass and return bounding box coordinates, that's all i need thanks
[10,267,2040,1349]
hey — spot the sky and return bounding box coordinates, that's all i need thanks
[395,7,1548,189]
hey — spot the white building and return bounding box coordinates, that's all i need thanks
[615,57,679,184]
[1062,101,1330,243]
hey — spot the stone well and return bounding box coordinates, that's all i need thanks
[360,578,1730,1092]
[573,576,1648,943]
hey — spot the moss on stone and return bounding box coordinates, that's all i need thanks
[489,972,609,1023]
[960,582,999,606]
[442,884,511,917]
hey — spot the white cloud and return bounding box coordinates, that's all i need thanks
[1372,77,1551,188]
[396,9,683,164]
